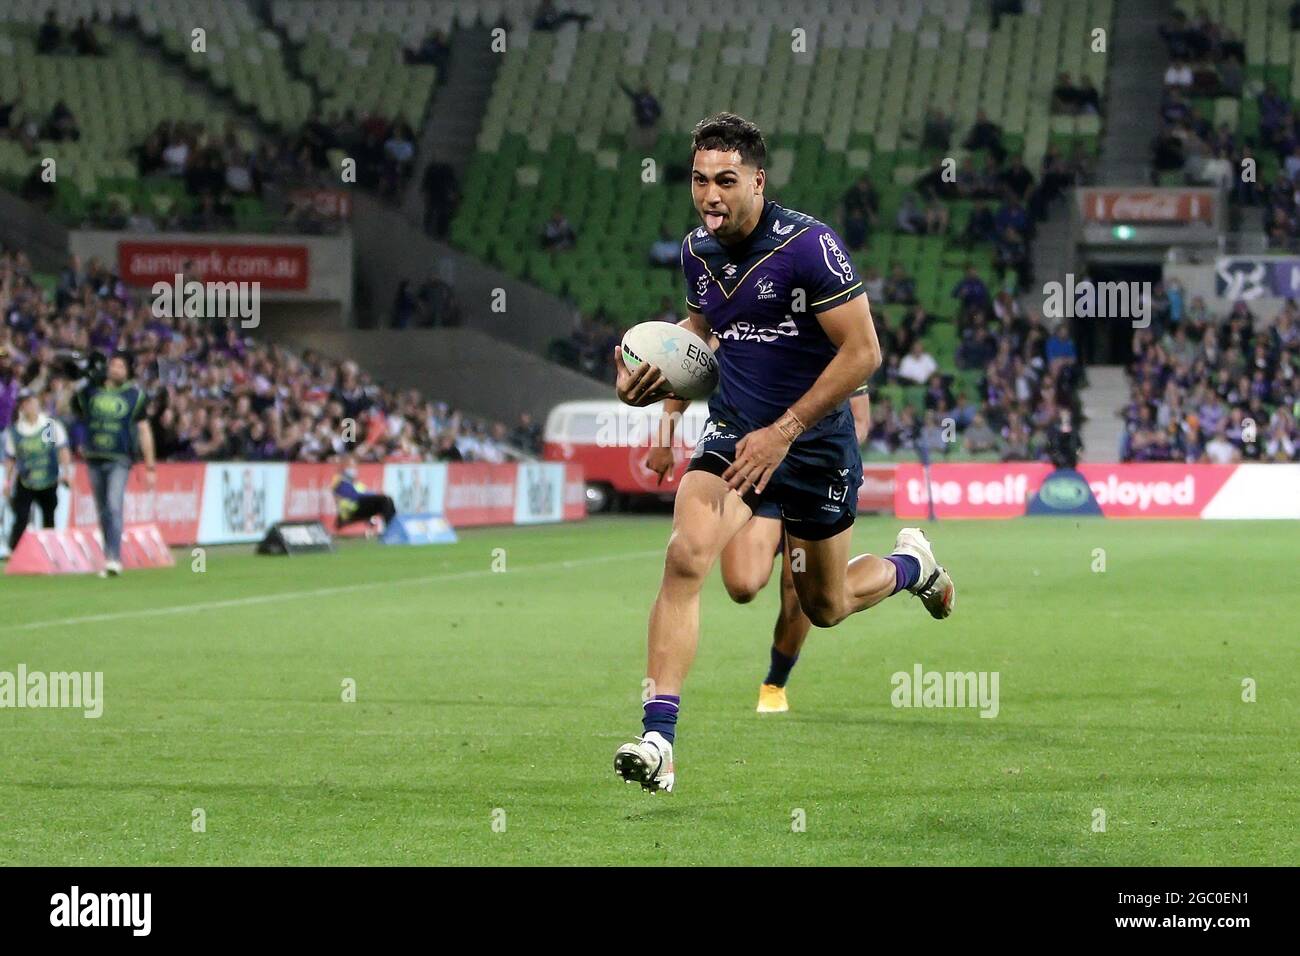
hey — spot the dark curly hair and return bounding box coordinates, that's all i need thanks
[690,112,767,169]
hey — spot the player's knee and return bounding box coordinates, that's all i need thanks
[663,532,712,583]
[723,573,764,604]
[801,595,846,629]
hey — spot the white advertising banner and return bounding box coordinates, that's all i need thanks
[513,462,565,525]
[382,463,449,517]
[196,463,289,544]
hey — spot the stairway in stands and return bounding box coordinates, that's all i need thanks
[400,26,499,224]
[1095,0,1169,185]
[1080,365,1129,461]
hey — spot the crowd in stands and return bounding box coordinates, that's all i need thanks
[865,291,1084,461]
[0,246,540,463]
[1150,7,1260,200]
[14,107,424,231]
[5,6,442,227]
[1122,295,1300,462]
[0,93,83,155]
[1150,7,1300,247]
[1158,8,1246,97]
[844,116,1093,292]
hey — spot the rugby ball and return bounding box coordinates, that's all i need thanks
[620,322,719,400]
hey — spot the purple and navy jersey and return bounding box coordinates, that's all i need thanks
[681,200,864,441]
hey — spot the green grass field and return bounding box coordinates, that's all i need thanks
[0,516,1295,866]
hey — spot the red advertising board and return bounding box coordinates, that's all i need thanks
[69,462,204,545]
[1077,463,1234,518]
[443,463,517,526]
[893,463,1238,519]
[1081,189,1215,224]
[857,465,895,512]
[118,240,310,290]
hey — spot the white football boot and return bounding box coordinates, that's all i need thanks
[892,528,955,619]
[613,731,675,794]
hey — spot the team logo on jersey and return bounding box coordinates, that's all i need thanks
[722,263,738,278]
[718,317,799,343]
[755,276,776,300]
[771,219,795,236]
[694,227,708,239]
[819,232,854,285]
[695,274,710,299]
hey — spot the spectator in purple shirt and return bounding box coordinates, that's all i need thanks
[0,346,19,426]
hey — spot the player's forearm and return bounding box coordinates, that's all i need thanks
[784,340,880,438]
[657,397,688,447]
[138,423,156,468]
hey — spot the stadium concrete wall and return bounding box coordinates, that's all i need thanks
[350,192,578,352]
[255,326,608,425]
[0,461,586,555]
[1164,257,1300,323]
[0,188,69,272]
[67,228,354,316]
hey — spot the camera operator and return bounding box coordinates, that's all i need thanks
[3,389,71,551]
[71,350,156,576]
[1046,407,1083,470]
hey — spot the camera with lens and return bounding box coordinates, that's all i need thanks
[53,349,108,385]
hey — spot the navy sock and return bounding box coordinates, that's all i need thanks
[642,694,680,744]
[764,647,799,688]
[885,553,921,595]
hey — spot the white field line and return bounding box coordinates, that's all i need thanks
[1,548,662,633]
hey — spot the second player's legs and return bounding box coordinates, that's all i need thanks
[772,536,813,657]
[718,515,783,603]
[785,524,898,629]
[646,470,754,696]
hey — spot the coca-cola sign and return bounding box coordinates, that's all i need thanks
[1081,189,1216,224]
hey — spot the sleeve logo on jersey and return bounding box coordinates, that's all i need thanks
[771,219,795,236]
[819,233,854,285]
[695,274,710,299]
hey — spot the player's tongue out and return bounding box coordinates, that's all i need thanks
[704,210,725,229]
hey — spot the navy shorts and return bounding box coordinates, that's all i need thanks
[686,413,863,541]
